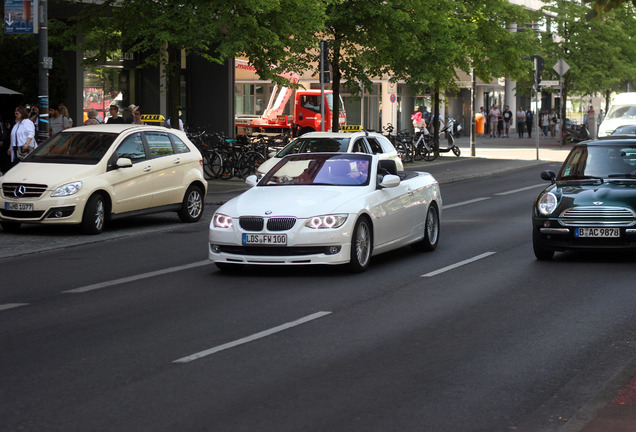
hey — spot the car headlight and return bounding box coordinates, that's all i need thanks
[304,214,348,229]
[213,213,233,228]
[51,181,83,197]
[537,192,558,216]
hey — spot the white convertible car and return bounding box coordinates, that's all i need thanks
[208,153,442,272]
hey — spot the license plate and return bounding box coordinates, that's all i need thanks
[5,202,33,211]
[242,233,287,245]
[575,227,620,238]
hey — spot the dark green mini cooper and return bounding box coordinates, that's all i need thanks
[533,137,636,260]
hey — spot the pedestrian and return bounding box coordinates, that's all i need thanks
[488,104,500,138]
[497,112,504,137]
[28,105,39,124]
[126,104,138,123]
[0,114,10,174]
[549,109,558,137]
[526,109,534,138]
[48,104,71,136]
[83,108,101,125]
[131,106,143,125]
[598,109,605,125]
[502,105,513,138]
[58,104,73,128]
[541,110,550,137]
[516,106,526,138]
[8,106,36,168]
[106,105,126,124]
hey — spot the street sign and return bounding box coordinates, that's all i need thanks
[540,80,560,87]
[553,59,570,76]
[388,77,397,95]
[4,0,38,34]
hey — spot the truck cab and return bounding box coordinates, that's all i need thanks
[295,90,347,136]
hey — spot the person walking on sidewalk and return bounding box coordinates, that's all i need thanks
[488,104,500,138]
[503,105,513,138]
[526,109,534,138]
[540,110,550,137]
[549,109,558,137]
[516,106,526,138]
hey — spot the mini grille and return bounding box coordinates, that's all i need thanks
[2,183,47,199]
[559,206,636,227]
[239,216,297,232]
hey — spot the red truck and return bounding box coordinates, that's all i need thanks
[236,75,346,137]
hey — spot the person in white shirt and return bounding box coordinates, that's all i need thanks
[8,106,36,167]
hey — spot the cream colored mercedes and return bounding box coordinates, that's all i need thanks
[1,124,207,234]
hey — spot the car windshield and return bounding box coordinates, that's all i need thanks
[260,153,372,186]
[29,132,117,164]
[606,105,636,121]
[559,144,636,179]
[277,137,351,157]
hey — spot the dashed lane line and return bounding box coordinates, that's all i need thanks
[421,252,497,278]
[173,311,333,364]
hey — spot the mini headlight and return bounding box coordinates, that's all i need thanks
[538,192,558,216]
[51,181,83,197]
[213,213,233,228]
[304,214,347,229]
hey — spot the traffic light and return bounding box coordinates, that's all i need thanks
[320,41,330,84]
[531,55,544,89]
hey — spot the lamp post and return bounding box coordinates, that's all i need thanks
[38,0,50,143]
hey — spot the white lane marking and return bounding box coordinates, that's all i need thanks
[63,260,211,294]
[443,197,491,209]
[0,303,29,311]
[495,183,546,196]
[421,252,496,278]
[173,311,333,364]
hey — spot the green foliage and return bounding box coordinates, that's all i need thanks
[584,0,636,19]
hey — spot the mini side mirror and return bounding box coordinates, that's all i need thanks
[541,170,556,184]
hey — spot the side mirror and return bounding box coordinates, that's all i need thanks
[245,175,258,187]
[379,174,400,188]
[541,170,556,184]
[116,157,133,168]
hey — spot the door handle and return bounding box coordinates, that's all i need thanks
[143,166,152,172]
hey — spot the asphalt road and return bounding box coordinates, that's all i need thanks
[2,161,636,431]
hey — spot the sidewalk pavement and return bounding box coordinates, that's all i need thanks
[207,133,636,432]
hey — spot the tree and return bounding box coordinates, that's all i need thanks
[69,0,325,129]
[385,0,537,154]
[540,0,636,142]
[584,0,636,18]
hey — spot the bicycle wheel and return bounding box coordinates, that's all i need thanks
[202,151,215,179]
[424,144,438,162]
[208,150,224,178]
[238,151,265,179]
[394,142,408,163]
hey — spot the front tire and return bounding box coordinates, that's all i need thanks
[532,229,554,260]
[178,185,204,223]
[1,222,21,233]
[347,217,372,272]
[81,194,106,235]
[413,203,440,251]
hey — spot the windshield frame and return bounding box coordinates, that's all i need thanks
[260,153,373,187]
[27,131,118,165]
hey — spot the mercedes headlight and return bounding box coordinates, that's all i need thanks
[305,214,348,229]
[537,192,558,216]
[51,181,83,197]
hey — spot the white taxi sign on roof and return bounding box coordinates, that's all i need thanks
[341,125,362,132]
[140,114,165,123]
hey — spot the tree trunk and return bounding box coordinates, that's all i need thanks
[433,83,440,157]
[167,45,181,130]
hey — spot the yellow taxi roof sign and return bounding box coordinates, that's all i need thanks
[341,125,363,132]
[140,114,165,123]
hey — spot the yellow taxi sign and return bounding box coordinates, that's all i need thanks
[341,125,363,132]
[140,114,165,122]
